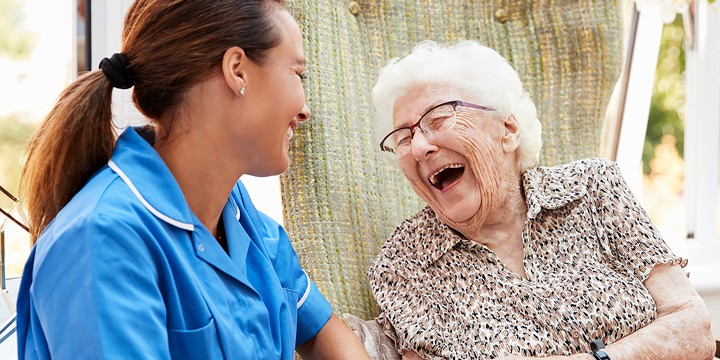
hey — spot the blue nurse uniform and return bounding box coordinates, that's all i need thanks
[16,127,332,359]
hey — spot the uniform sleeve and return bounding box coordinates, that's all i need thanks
[233,180,333,344]
[28,214,170,359]
[255,211,333,345]
[591,161,684,282]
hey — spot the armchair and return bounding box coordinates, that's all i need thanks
[281,0,624,321]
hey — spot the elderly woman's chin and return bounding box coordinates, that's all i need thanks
[431,195,481,224]
[423,180,483,225]
[408,166,482,225]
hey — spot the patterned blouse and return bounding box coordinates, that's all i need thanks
[367,159,684,359]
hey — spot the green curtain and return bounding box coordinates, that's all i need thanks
[281,0,623,320]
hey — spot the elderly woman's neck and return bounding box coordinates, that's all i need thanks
[462,175,529,277]
[475,191,526,243]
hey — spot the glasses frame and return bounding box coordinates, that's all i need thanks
[379,100,496,154]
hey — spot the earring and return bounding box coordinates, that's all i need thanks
[239,87,246,96]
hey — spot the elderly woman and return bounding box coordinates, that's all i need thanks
[349,40,715,360]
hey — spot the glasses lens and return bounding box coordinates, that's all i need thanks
[420,104,456,132]
[382,128,412,156]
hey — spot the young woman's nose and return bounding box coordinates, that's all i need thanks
[297,103,311,122]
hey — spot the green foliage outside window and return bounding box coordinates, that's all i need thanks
[643,17,686,174]
[0,0,36,60]
[0,0,35,209]
[0,116,34,210]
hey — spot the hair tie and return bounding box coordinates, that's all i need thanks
[99,53,135,89]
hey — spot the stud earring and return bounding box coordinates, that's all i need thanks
[239,87,246,95]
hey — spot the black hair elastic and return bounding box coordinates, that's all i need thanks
[99,53,135,89]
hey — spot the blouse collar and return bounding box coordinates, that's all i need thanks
[389,160,592,273]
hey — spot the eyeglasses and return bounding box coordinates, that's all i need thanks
[379,100,496,157]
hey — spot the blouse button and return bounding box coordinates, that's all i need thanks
[494,8,508,23]
[198,243,205,252]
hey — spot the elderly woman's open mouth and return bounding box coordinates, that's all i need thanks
[429,163,465,190]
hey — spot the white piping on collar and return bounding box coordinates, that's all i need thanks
[108,160,195,231]
[228,195,241,221]
[297,270,312,309]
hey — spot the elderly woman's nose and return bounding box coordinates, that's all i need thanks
[410,131,437,160]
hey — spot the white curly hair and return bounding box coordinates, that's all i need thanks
[372,40,543,170]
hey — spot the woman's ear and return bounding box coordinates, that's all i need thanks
[501,114,521,153]
[221,46,248,96]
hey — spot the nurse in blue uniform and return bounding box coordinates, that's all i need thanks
[16,0,370,359]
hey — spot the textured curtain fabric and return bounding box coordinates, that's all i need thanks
[281,0,623,320]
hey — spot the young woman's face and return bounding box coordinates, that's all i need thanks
[240,9,310,177]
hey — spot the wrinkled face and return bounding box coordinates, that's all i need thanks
[241,8,310,177]
[392,83,513,228]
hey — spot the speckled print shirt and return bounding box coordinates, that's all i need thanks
[367,159,684,360]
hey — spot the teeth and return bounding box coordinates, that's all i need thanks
[287,127,294,140]
[429,163,464,185]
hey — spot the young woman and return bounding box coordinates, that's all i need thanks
[17,0,369,358]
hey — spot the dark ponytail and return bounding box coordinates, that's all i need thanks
[21,71,116,241]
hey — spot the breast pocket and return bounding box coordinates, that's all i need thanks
[168,317,221,359]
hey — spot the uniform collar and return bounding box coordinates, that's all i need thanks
[108,127,196,231]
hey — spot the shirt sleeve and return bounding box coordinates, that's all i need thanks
[590,160,684,282]
[254,210,333,345]
[344,313,403,360]
[367,245,442,359]
[233,179,332,345]
[27,213,170,359]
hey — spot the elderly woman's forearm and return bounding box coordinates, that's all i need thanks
[603,301,714,359]
[603,264,715,360]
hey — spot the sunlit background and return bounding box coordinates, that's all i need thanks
[1,0,74,280]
